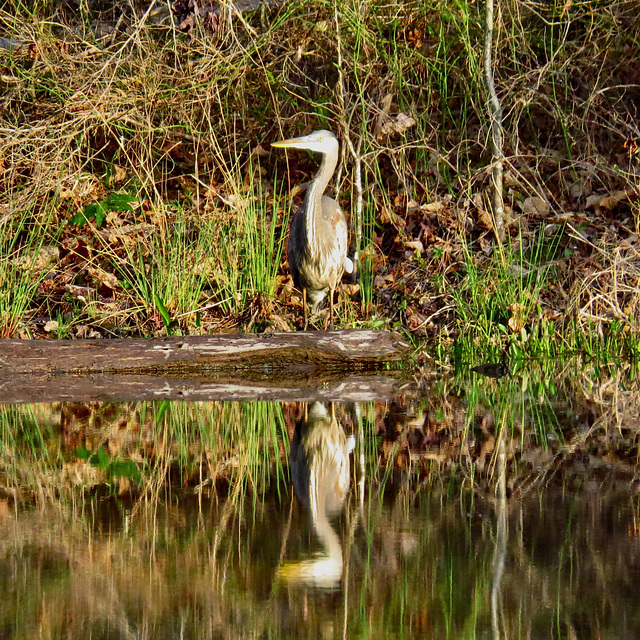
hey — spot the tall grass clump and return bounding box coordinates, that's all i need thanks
[447,229,561,354]
[205,161,291,322]
[0,203,59,337]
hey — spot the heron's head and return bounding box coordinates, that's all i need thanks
[271,129,338,155]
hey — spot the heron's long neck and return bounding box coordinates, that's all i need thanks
[304,147,338,253]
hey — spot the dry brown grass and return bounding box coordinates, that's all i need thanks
[571,234,640,332]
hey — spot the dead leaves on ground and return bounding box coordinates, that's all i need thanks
[584,187,637,213]
[374,94,417,139]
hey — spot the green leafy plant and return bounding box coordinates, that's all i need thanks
[70,193,136,228]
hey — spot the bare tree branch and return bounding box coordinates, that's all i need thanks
[483,0,506,246]
[334,1,363,274]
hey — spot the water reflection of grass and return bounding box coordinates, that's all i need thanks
[0,401,290,505]
[1,386,640,637]
[2,487,638,639]
[2,357,637,505]
[0,379,633,516]
[403,355,640,494]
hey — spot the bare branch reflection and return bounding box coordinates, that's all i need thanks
[491,418,508,640]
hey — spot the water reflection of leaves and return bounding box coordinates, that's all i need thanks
[75,444,142,484]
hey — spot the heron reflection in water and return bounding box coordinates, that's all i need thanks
[278,402,355,589]
[271,130,353,327]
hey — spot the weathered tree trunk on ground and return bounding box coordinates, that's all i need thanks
[0,330,408,374]
[0,330,412,404]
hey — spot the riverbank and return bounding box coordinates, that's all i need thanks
[0,0,638,360]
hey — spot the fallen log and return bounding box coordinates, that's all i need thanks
[0,329,409,374]
[0,330,413,404]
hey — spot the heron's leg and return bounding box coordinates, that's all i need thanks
[302,288,308,330]
[329,287,335,330]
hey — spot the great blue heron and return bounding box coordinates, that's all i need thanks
[271,130,353,327]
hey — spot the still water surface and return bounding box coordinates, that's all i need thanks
[1,367,639,639]
[2,482,638,639]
